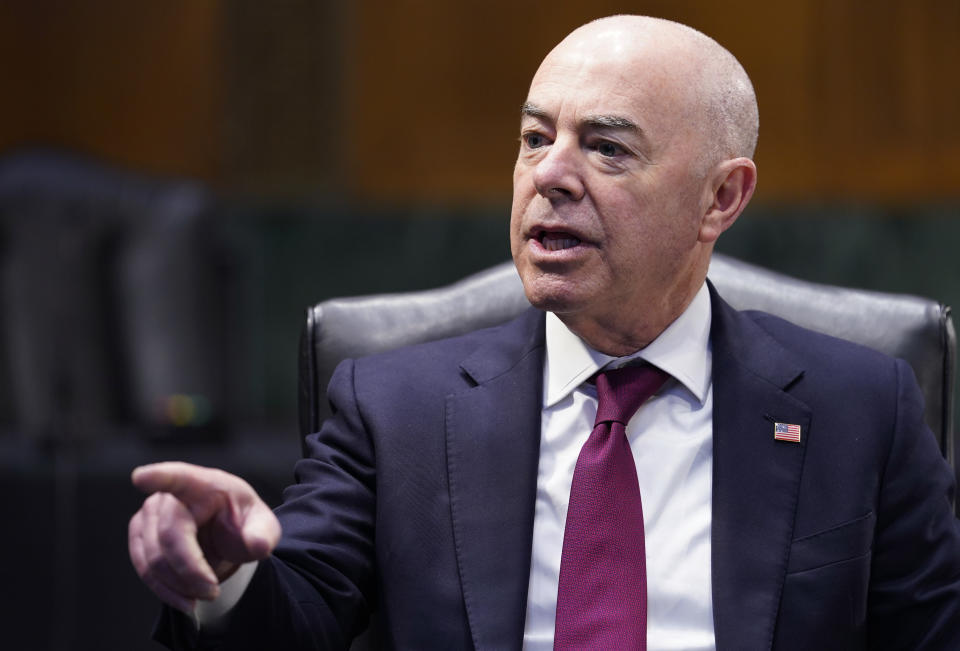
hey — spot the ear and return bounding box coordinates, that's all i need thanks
[698,157,757,244]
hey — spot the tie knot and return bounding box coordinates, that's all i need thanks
[594,364,669,426]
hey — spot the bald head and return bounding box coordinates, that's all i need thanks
[511,15,759,354]
[542,15,758,170]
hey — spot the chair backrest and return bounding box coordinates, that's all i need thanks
[300,252,956,494]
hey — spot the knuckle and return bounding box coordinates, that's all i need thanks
[168,554,197,579]
[157,523,188,552]
[142,492,171,516]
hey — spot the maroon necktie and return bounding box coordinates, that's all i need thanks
[554,364,669,650]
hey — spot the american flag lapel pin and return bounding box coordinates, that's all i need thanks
[774,422,802,443]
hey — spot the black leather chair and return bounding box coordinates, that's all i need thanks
[300,252,956,490]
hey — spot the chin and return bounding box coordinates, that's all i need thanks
[520,273,589,315]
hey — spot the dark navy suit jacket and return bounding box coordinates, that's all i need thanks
[160,288,960,650]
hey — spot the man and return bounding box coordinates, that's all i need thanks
[129,15,960,650]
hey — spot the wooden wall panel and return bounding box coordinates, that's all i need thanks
[347,0,960,202]
[221,0,346,193]
[0,2,224,181]
[0,1,956,201]
[800,0,960,198]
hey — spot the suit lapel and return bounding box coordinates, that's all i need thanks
[708,288,811,650]
[443,291,813,649]
[446,309,545,651]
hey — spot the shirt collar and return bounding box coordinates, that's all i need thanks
[543,283,712,408]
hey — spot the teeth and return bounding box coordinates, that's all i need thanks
[541,233,581,251]
[545,238,579,251]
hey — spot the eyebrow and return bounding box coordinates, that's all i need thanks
[520,102,643,135]
[520,101,550,120]
[583,115,640,133]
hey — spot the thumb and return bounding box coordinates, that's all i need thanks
[241,502,282,559]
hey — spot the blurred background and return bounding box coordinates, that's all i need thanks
[0,1,957,648]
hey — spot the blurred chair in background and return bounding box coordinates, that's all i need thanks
[0,149,234,439]
[0,149,261,651]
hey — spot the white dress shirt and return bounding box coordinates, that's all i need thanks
[522,283,716,650]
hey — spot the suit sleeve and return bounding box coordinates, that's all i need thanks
[868,359,960,649]
[153,358,377,651]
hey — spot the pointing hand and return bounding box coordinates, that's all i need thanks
[128,462,281,613]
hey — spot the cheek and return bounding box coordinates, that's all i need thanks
[509,204,527,260]
[659,163,709,215]
[601,194,680,268]
[512,158,532,195]
[510,169,537,245]
[509,216,522,255]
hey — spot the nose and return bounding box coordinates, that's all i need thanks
[532,137,585,201]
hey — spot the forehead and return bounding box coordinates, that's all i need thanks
[525,39,689,131]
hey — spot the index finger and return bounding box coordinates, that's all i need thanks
[132,462,253,504]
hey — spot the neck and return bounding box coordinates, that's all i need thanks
[559,282,702,357]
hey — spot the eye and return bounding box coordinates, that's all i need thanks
[596,141,623,157]
[522,132,547,149]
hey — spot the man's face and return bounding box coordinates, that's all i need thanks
[510,33,714,349]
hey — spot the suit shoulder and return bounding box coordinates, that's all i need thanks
[715,303,905,400]
[743,309,894,366]
[351,307,544,385]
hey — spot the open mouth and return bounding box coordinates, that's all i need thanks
[539,231,582,251]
